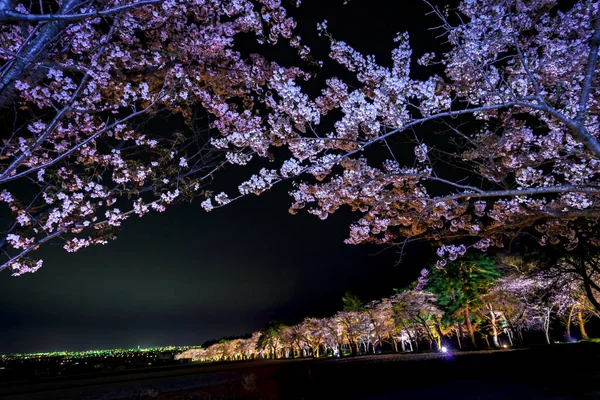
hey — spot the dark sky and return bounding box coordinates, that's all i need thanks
[0,181,431,353]
[0,0,446,353]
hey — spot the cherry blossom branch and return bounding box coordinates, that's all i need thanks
[384,185,600,203]
[0,0,164,22]
[347,98,600,159]
[0,14,124,183]
[0,91,166,184]
[0,227,67,273]
[576,6,600,124]
[0,0,82,106]
[504,0,542,98]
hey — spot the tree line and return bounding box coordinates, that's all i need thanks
[176,253,599,362]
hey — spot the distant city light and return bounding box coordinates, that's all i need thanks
[0,345,202,362]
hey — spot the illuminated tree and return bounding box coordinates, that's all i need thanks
[279,324,303,358]
[365,298,395,353]
[200,0,600,270]
[322,314,346,357]
[297,317,328,357]
[4,0,600,280]
[551,247,600,312]
[256,319,286,359]
[333,310,370,356]
[392,289,443,351]
[427,254,500,348]
[0,0,304,274]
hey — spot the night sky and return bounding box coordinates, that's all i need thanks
[0,0,445,353]
[0,179,430,353]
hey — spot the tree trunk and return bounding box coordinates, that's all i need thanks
[518,328,524,344]
[434,322,443,350]
[578,309,589,340]
[350,341,357,356]
[544,307,552,345]
[456,322,463,349]
[465,304,477,349]
[502,314,514,346]
[488,304,499,347]
[422,320,437,350]
[566,305,575,342]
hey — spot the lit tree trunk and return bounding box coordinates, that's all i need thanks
[578,309,589,340]
[456,322,463,349]
[434,321,444,350]
[565,305,575,342]
[488,304,500,347]
[401,323,415,351]
[502,313,514,346]
[421,320,437,350]
[544,307,553,345]
[465,304,477,349]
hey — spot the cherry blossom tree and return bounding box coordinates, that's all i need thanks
[392,289,443,351]
[295,317,327,357]
[200,0,600,269]
[532,253,600,339]
[365,298,396,353]
[5,0,600,278]
[0,0,305,275]
[492,268,581,344]
[322,313,346,357]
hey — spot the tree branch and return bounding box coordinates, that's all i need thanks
[0,0,83,106]
[576,6,600,123]
[0,0,164,22]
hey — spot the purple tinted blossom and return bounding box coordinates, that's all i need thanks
[10,260,43,277]
[415,268,429,290]
[414,144,428,163]
[214,192,231,205]
[0,190,14,203]
[201,198,214,212]
[7,234,34,249]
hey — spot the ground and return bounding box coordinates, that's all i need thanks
[1,344,599,399]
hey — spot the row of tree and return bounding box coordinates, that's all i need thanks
[176,254,599,362]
